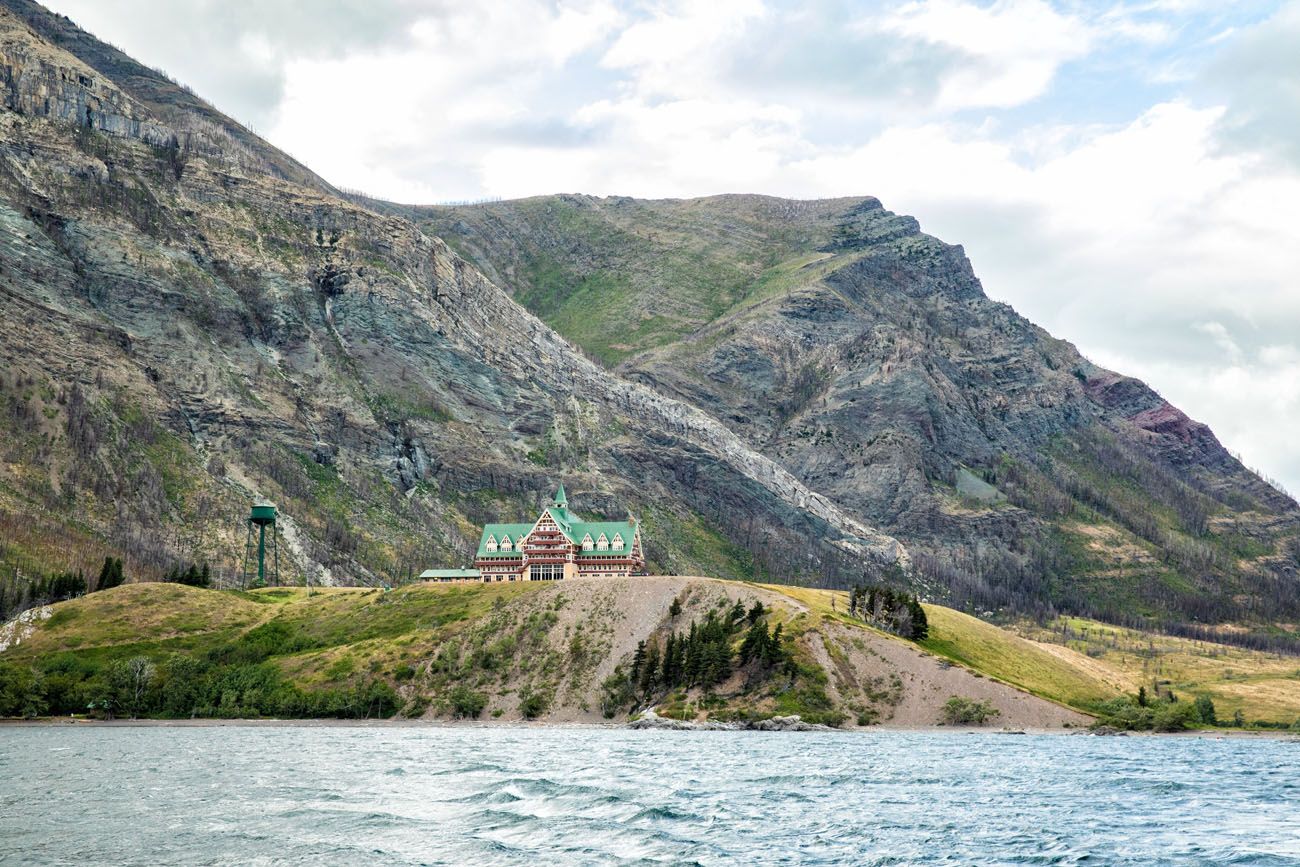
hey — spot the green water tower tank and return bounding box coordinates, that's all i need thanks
[242,501,280,588]
[250,502,277,525]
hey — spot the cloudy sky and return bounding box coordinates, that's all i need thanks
[45,0,1300,494]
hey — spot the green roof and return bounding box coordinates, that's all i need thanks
[474,522,533,558]
[475,509,639,559]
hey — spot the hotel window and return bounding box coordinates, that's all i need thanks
[485,535,497,552]
[501,536,512,551]
[582,534,593,551]
[612,533,623,550]
[597,534,609,551]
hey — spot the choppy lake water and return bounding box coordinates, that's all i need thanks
[2,725,1299,865]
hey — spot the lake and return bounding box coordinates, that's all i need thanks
[2,725,1298,865]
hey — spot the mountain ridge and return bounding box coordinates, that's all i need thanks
[0,2,900,606]
[420,194,1300,623]
[0,0,1297,635]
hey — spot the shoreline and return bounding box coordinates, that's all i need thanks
[3,716,1297,740]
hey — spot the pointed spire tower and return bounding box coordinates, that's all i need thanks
[553,483,568,509]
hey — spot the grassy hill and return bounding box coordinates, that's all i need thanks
[3,579,1296,728]
[1014,616,1300,723]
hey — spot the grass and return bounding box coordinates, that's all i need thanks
[1018,616,1300,723]
[763,584,1121,711]
[422,196,860,367]
[10,579,1298,725]
[764,584,1300,724]
[918,605,1123,712]
[5,582,538,680]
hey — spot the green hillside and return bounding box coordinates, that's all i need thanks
[418,194,868,365]
[4,580,1297,728]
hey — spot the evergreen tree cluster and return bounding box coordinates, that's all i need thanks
[0,570,87,620]
[626,599,791,702]
[2,556,215,624]
[848,584,929,641]
[162,562,211,587]
[97,557,125,590]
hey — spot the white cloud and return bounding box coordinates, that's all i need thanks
[1205,1,1300,168]
[264,0,623,201]
[878,0,1094,108]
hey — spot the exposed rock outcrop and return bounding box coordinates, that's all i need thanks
[0,3,899,588]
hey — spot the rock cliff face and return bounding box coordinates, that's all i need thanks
[0,2,898,595]
[421,196,1300,623]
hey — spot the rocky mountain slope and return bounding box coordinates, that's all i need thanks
[1,0,1297,634]
[421,196,1300,625]
[0,0,898,601]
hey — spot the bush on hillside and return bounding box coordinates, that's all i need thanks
[519,689,549,719]
[1152,701,1202,732]
[449,685,487,719]
[162,562,211,588]
[1194,694,1217,726]
[0,663,48,718]
[1093,694,1206,732]
[940,696,1000,725]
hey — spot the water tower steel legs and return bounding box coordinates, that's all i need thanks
[242,502,280,588]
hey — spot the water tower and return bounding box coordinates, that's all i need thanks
[242,501,280,588]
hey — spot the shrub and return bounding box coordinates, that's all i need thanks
[519,689,549,719]
[0,663,48,718]
[1194,694,1217,726]
[1153,701,1201,732]
[940,696,1001,725]
[449,685,487,719]
[599,667,634,718]
[1094,698,1154,731]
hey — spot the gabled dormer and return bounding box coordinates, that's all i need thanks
[582,533,594,551]
[500,535,513,551]
[596,533,609,551]
[611,533,624,550]
[485,534,498,552]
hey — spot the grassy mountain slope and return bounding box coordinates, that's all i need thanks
[423,196,1300,629]
[1014,615,1300,723]
[419,194,867,365]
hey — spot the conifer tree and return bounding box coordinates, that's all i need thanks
[763,622,785,667]
[640,641,661,697]
[908,598,929,640]
[685,626,702,686]
[704,640,731,685]
[97,556,124,590]
[631,640,647,682]
[740,620,767,664]
[661,634,676,685]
